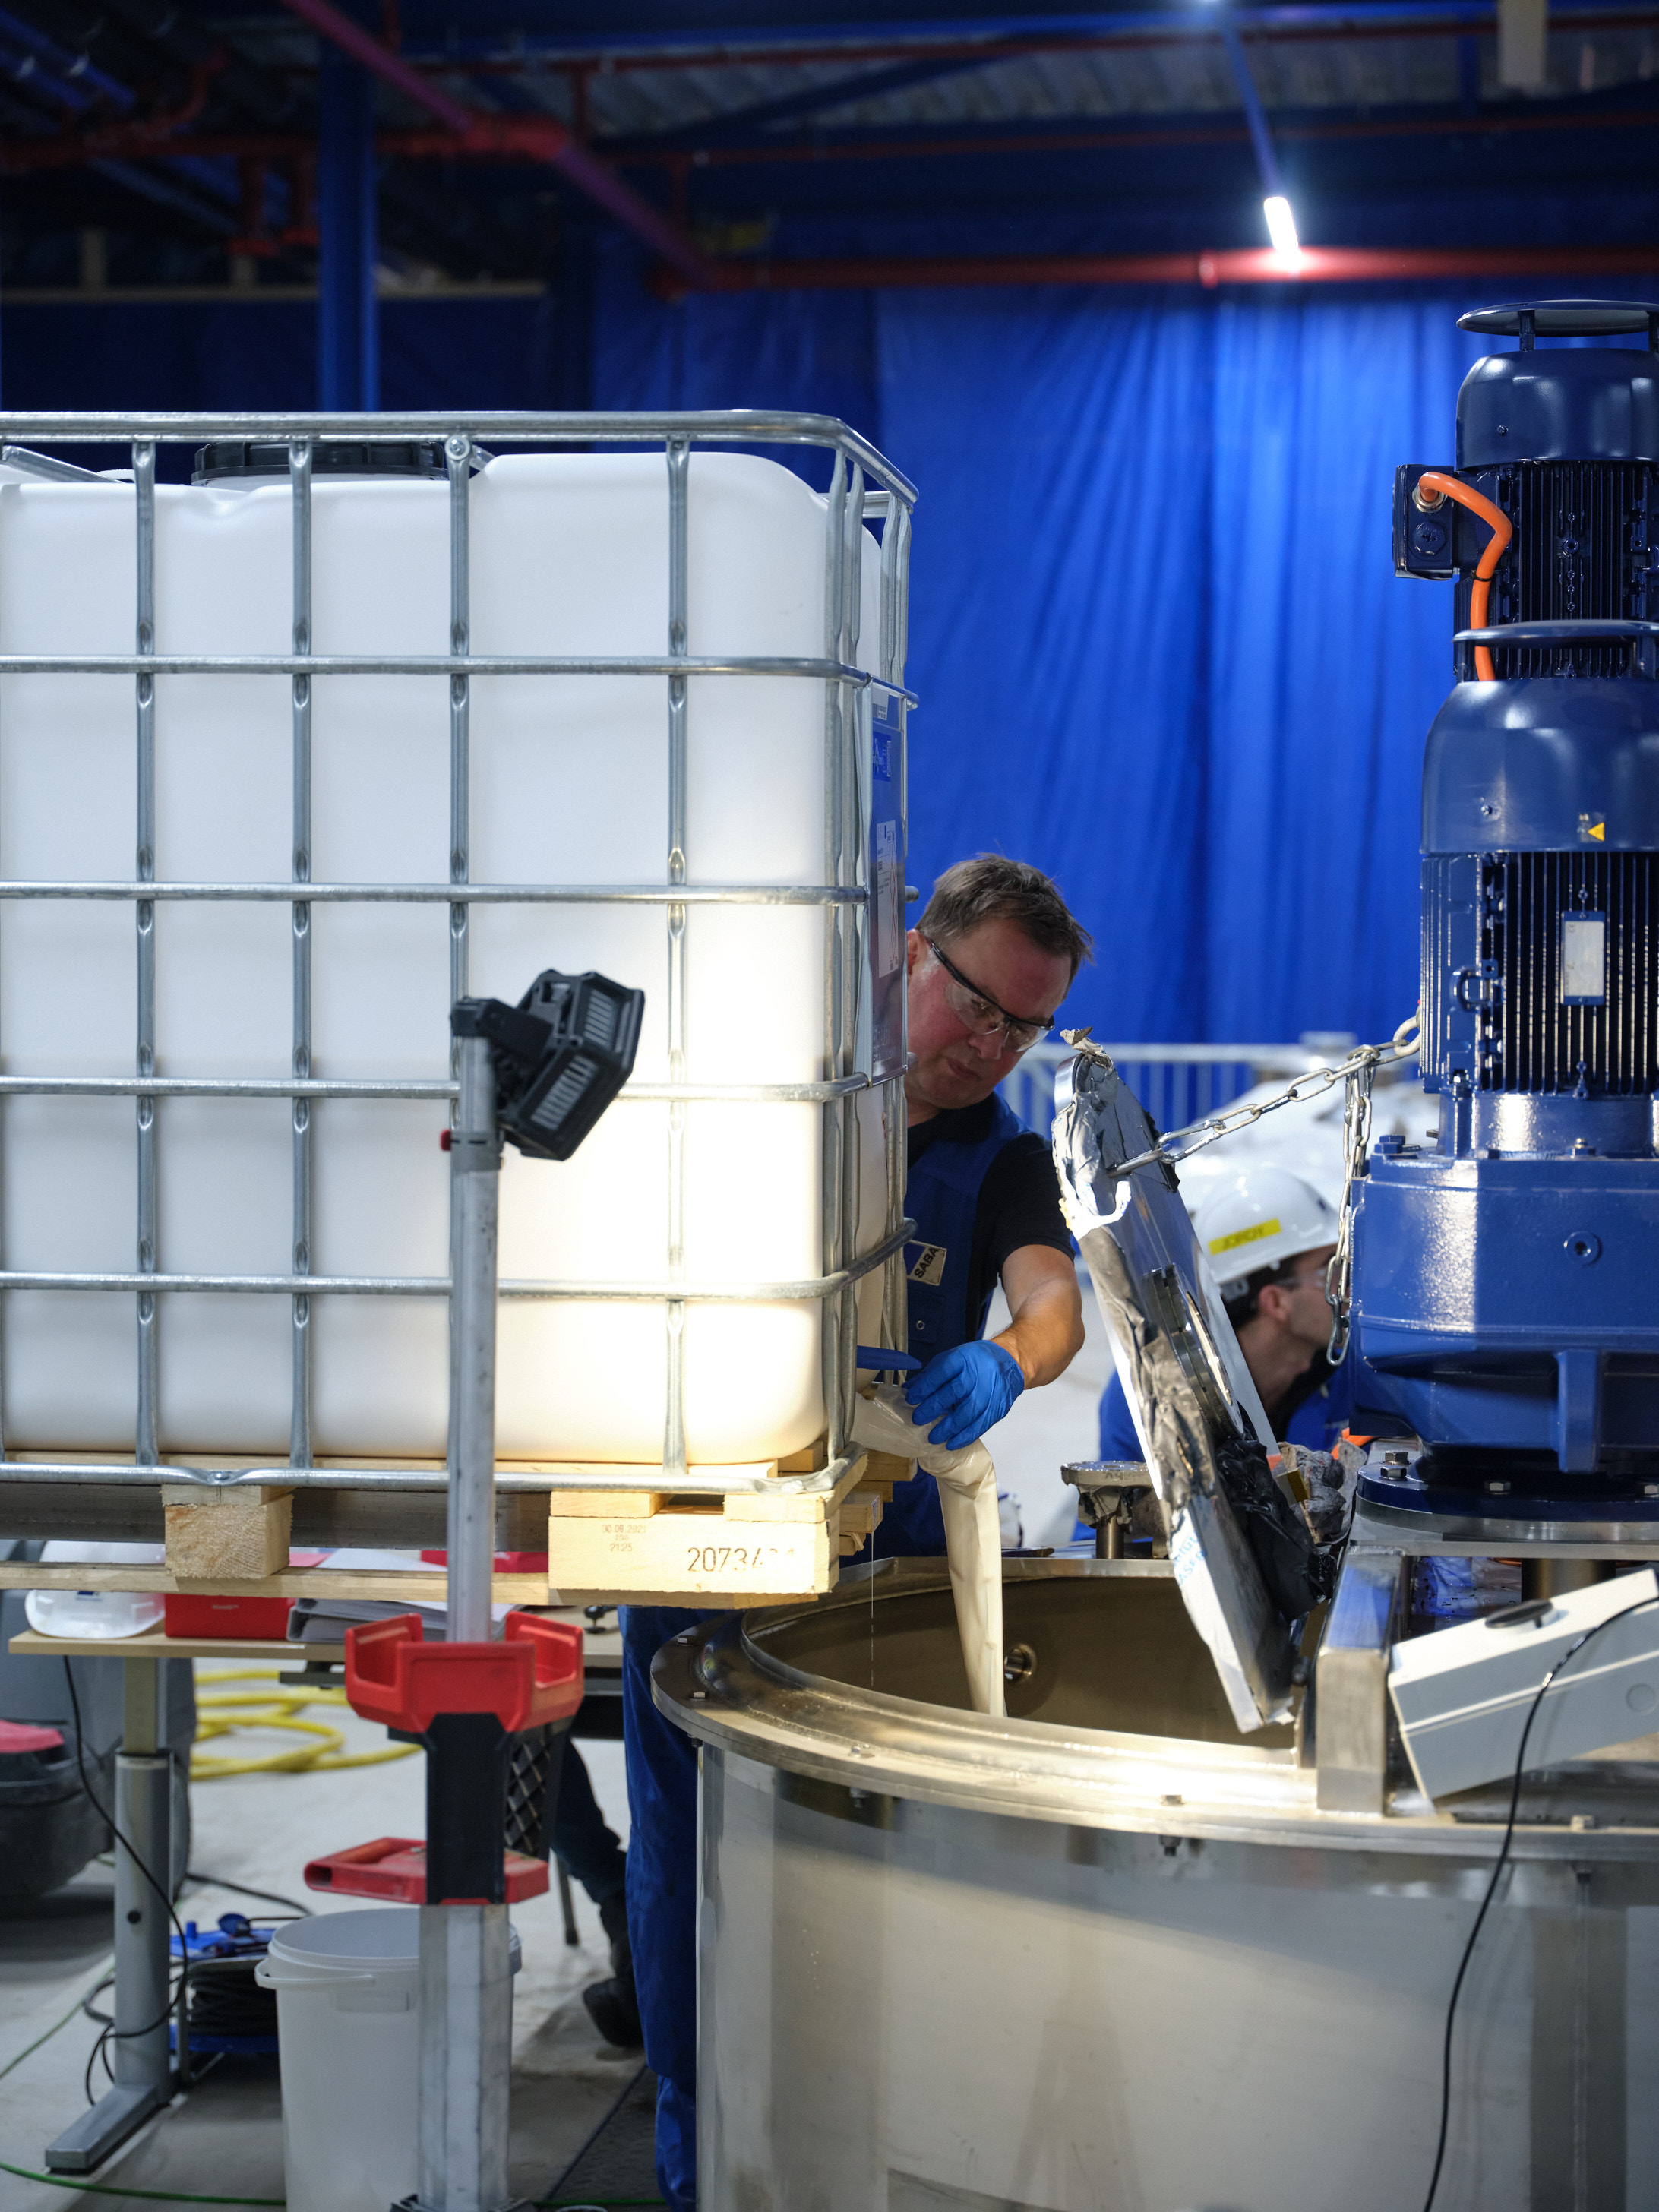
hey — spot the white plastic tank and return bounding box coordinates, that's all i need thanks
[0,449,890,1465]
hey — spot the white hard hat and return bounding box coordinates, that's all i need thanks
[1191,1167,1338,1294]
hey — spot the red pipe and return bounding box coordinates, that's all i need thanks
[684,244,1659,295]
[274,0,719,285]
[276,0,472,131]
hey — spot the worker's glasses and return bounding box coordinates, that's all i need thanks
[922,934,1052,1054]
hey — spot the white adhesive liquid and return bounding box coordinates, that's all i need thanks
[0,452,888,1462]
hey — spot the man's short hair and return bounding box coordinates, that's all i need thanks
[918,855,1093,984]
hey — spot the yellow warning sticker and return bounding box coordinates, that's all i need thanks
[1579,813,1607,843]
[1209,1217,1281,1256]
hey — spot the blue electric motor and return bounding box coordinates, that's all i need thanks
[1351,299,1659,1528]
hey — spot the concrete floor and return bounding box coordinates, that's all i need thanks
[0,1685,638,2210]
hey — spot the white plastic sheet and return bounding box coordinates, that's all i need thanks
[852,1384,1005,1718]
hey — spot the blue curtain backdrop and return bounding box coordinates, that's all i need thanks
[2,266,1636,1046]
[596,263,1629,1048]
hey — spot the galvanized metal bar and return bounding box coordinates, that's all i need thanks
[134,440,158,1468]
[0,880,867,905]
[446,1033,498,1645]
[881,1070,908,1357]
[836,464,865,1449]
[0,412,919,503]
[0,1448,875,1497]
[663,434,690,1484]
[0,1217,915,1301]
[290,438,314,1471]
[820,452,848,1464]
[878,500,911,1359]
[0,1073,874,1102]
[0,652,902,684]
[878,488,900,690]
[417,1903,514,2212]
[893,502,912,709]
[447,433,471,1013]
[109,1746,172,2087]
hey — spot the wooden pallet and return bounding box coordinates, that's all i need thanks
[545,1450,878,1603]
[0,1433,887,1611]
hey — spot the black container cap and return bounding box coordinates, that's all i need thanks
[1458,299,1659,343]
[193,438,447,485]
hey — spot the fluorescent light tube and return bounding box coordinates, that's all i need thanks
[1263,194,1300,262]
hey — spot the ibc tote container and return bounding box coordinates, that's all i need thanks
[0,416,913,1477]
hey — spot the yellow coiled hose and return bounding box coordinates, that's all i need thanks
[191,1669,419,1779]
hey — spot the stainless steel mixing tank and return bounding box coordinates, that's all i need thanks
[653,1557,1659,2212]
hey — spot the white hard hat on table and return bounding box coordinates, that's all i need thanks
[1191,1166,1338,1295]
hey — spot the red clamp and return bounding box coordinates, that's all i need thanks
[304,1834,550,1905]
[344,1611,584,1734]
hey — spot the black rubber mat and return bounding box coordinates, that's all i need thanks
[543,2063,662,2206]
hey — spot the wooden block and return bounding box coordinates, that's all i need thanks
[162,1484,293,1580]
[777,1433,829,1474]
[545,1506,832,1599]
[836,1489,883,1542]
[860,1449,914,1502]
[545,1490,668,1518]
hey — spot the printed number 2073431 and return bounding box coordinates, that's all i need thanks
[687,1543,779,1575]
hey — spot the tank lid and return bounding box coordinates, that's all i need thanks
[1458,299,1659,342]
[192,438,447,485]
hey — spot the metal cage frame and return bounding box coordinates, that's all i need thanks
[0,409,916,1504]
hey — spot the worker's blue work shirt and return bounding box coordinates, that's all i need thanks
[871,1089,1071,1555]
[1096,1351,1354,1466]
[621,1082,1073,2212]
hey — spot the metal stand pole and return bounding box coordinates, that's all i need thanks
[409,1030,525,2212]
[46,1657,173,2171]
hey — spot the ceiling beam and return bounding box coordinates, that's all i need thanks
[6,90,1654,181]
[609,92,1659,169]
[273,0,719,283]
[624,49,1022,147]
[398,0,1655,71]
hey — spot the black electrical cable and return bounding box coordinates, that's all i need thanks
[1417,1587,1659,2212]
[61,1660,196,2087]
[82,2026,109,2109]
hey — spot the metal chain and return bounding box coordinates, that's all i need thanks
[1323,1048,1381,1364]
[1067,1012,1424,1369]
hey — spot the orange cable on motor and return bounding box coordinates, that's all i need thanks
[1413,471,1513,681]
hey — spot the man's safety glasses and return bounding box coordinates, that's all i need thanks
[922,934,1052,1054]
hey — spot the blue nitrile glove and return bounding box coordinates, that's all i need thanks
[903,1341,1024,1451]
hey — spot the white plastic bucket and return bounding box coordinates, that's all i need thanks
[254,1907,521,2212]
